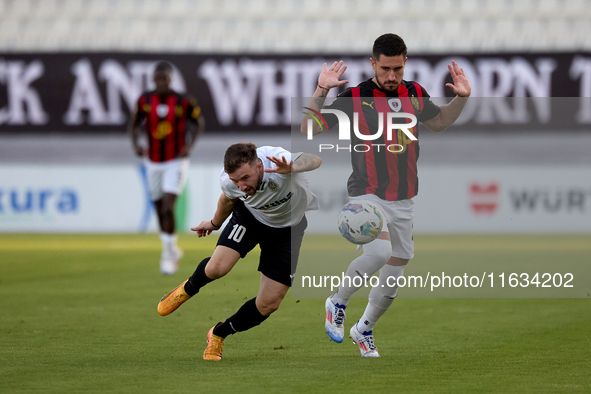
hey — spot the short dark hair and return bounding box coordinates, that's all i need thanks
[224,143,258,174]
[372,33,407,60]
[154,61,172,75]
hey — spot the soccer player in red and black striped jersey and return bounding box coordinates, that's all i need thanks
[130,61,205,275]
[301,34,471,357]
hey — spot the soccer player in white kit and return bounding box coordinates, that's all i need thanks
[157,143,322,361]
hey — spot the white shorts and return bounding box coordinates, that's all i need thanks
[350,194,415,260]
[144,158,189,201]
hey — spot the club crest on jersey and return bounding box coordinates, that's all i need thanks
[268,179,279,192]
[411,95,420,110]
[388,98,402,112]
[156,104,169,118]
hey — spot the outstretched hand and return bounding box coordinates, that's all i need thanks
[318,61,349,90]
[264,156,292,174]
[445,60,471,97]
[191,220,217,237]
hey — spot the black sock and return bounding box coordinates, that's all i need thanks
[213,297,269,338]
[183,258,213,296]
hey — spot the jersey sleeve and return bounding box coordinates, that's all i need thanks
[185,95,202,122]
[134,94,148,123]
[262,146,292,162]
[322,88,353,130]
[417,86,441,122]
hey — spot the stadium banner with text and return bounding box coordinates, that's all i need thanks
[1,163,590,234]
[0,164,221,233]
[304,164,591,234]
[297,163,591,298]
[292,95,591,231]
[0,52,590,133]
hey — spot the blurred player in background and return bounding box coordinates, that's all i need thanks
[130,61,205,275]
[157,143,322,361]
[302,34,471,357]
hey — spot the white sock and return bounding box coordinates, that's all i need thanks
[357,264,406,333]
[330,239,391,307]
[356,302,386,334]
[159,232,176,255]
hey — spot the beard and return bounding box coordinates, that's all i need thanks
[253,170,263,193]
[244,167,263,195]
[375,75,399,92]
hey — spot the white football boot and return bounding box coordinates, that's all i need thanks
[172,246,183,264]
[160,248,178,275]
[350,323,380,357]
[325,297,346,343]
[160,258,178,275]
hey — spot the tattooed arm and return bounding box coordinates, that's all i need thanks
[292,153,322,173]
[300,60,349,136]
[265,153,322,174]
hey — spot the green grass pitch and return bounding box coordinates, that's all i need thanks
[0,234,590,393]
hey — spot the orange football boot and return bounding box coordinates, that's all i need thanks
[203,324,225,361]
[157,280,191,316]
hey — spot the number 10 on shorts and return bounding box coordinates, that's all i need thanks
[228,224,246,242]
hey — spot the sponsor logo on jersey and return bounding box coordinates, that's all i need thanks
[153,121,173,139]
[362,101,374,109]
[253,191,292,210]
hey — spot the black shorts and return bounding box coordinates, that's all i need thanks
[217,201,307,287]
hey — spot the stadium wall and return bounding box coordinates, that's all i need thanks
[1,164,590,234]
[0,52,590,133]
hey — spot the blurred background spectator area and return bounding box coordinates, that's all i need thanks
[0,0,590,53]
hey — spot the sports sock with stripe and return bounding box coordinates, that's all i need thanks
[357,264,406,333]
[213,297,269,338]
[184,257,213,296]
[330,239,391,306]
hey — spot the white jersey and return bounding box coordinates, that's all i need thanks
[220,146,319,228]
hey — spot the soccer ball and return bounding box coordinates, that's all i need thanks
[338,201,384,245]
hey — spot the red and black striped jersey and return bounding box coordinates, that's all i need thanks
[135,90,201,163]
[324,79,440,201]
